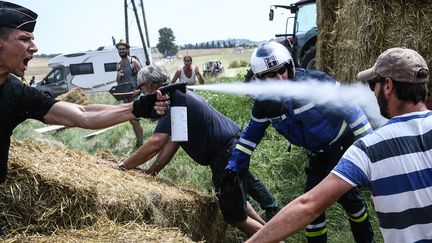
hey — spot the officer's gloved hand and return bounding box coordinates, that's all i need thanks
[132,92,167,119]
[221,168,238,187]
[221,161,241,187]
[253,97,284,118]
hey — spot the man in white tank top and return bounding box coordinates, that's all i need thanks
[170,56,204,85]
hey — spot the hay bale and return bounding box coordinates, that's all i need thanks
[2,219,195,242]
[56,88,91,105]
[317,0,432,86]
[94,149,118,162]
[0,140,227,242]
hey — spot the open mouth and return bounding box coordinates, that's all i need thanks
[23,57,32,68]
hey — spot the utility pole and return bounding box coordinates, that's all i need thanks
[130,0,150,65]
[124,0,129,43]
[139,0,151,48]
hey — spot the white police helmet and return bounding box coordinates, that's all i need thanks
[251,41,295,79]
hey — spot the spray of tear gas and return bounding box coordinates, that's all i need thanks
[189,79,388,129]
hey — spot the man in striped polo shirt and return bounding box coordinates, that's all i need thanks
[246,47,432,243]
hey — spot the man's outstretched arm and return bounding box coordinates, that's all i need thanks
[44,90,168,129]
[246,174,353,243]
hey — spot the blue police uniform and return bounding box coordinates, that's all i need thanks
[227,68,374,242]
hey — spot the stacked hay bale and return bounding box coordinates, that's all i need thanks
[56,88,91,105]
[317,0,432,86]
[0,140,226,242]
[3,220,195,242]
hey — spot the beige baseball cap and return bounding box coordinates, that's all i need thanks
[357,47,429,83]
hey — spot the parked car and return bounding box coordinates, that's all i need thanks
[203,60,224,77]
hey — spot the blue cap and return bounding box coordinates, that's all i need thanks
[0,1,37,32]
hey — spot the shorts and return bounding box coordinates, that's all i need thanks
[215,171,248,222]
[210,136,248,223]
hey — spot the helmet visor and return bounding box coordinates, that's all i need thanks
[256,65,288,79]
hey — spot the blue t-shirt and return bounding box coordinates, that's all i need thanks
[154,91,240,165]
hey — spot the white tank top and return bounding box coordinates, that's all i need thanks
[179,67,196,85]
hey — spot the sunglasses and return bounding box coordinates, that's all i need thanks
[367,76,385,91]
[257,65,288,79]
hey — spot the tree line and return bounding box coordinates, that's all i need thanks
[156,27,258,57]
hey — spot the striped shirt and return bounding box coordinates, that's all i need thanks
[332,110,432,242]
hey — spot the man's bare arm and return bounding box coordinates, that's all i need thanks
[133,58,142,72]
[122,133,171,170]
[246,174,353,243]
[195,66,205,84]
[170,70,180,84]
[44,102,135,129]
[44,91,168,129]
[146,140,180,175]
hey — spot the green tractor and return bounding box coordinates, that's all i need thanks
[245,0,317,81]
[203,60,224,77]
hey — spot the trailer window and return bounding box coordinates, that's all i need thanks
[70,63,94,75]
[104,62,118,72]
[45,68,64,84]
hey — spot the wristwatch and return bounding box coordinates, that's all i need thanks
[118,160,127,171]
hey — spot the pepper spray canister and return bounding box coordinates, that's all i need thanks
[170,88,188,141]
[159,83,188,141]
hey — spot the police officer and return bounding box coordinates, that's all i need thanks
[224,41,375,242]
[0,1,167,235]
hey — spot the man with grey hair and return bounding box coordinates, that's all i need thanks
[246,47,432,242]
[107,64,281,235]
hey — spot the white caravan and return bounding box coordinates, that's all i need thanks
[34,46,148,97]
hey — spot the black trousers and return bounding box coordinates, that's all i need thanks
[210,135,278,222]
[304,135,374,243]
[246,172,278,213]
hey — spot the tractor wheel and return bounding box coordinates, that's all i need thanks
[244,68,255,83]
[301,46,316,70]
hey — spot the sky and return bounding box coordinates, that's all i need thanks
[12,0,296,55]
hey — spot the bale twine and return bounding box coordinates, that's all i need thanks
[0,140,227,242]
[317,0,432,87]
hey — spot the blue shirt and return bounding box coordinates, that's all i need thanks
[154,91,240,165]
